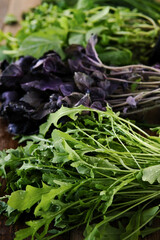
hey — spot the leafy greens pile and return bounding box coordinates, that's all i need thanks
[1,1,159,65]
[1,1,160,240]
[0,105,160,240]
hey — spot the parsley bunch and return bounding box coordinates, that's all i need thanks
[2,2,159,65]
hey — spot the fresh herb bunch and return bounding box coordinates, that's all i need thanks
[3,2,160,65]
[41,0,160,21]
[1,36,160,135]
[1,105,160,240]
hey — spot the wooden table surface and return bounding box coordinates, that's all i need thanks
[0,0,160,239]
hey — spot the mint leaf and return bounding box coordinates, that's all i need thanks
[7,31,65,59]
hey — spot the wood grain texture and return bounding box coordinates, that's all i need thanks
[0,118,18,150]
[3,0,41,34]
[0,0,10,29]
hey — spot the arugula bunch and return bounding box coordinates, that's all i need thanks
[2,2,159,65]
[1,105,160,239]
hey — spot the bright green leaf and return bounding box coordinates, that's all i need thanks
[8,183,52,211]
[35,181,72,216]
[6,31,65,59]
[142,165,160,184]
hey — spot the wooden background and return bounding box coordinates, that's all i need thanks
[0,1,160,239]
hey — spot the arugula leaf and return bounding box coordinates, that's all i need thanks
[40,105,87,135]
[141,206,159,225]
[120,210,141,240]
[34,181,72,216]
[14,219,47,240]
[8,183,52,211]
[84,223,122,240]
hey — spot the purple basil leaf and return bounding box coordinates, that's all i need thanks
[31,50,60,70]
[49,93,59,101]
[90,101,106,111]
[90,87,106,101]
[59,83,75,96]
[74,72,94,92]
[67,37,104,76]
[68,58,86,73]
[91,70,106,80]
[1,91,19,105]
[74,92,91,107]
[16,56,36,73]
[1,64,23,88]
[32,105,52,120]
[61,92,84,107]
[20,91,44,108]
[43,56,67,75]
[97,80,111,95]
[21,76,63,92]
[65,44,85,58]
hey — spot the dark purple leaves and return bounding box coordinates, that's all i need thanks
[20,91,44,108]
[1,91,19,105]
[43,56,67,75]
[0,38,128,135]
[21,76,63,92]
[75,93,91,107]
[90,87,106,101]
[90,101,106,111]
[1,64,23,88]
[16,56,36,73]
[66,35,104,76]
[61,92,84,107]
